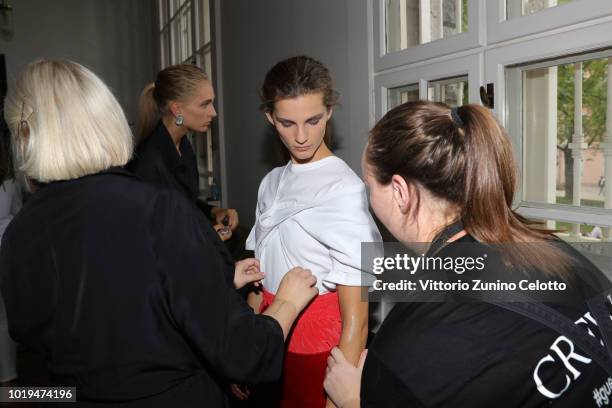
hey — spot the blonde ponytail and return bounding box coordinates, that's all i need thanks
[136,82,159,144]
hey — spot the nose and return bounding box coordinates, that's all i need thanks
[295,125,308,144]
[209,105,217,118]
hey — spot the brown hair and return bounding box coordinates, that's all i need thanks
[366,101,573,279]
[260,56,339,146]
[137,64,208,143]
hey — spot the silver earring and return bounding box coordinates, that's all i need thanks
[175,114,184,126]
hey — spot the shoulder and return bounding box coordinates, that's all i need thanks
[261,165,287,186]
[128,140,168,180]
[313,157,366,199]
[257,164,288,197]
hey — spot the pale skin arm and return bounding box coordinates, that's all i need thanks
[326,285,368,407]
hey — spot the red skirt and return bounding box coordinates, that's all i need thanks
[260,289,341,408]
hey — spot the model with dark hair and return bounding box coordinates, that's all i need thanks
[244,56,381,408]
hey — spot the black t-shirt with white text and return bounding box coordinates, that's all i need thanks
[362,235,611,407]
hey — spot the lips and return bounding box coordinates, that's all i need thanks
[294,146,310,152]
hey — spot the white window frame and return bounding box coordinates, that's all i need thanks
[373,0,483,71]
[487,0,612,44]
[484,19,612,228]
[374,52,482,119]
[370,0,612,233]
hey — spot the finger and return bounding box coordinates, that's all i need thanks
[243,257,257,267]
[246,263,261,275]
[243,271,265,284]
[358,349,368,370]
[218,229,232,241]
[230,210,239,228]
[327,354,336,367]
[330,347,346,365]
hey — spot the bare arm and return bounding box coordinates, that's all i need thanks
[337,285,368,365]
[325,285,368,407]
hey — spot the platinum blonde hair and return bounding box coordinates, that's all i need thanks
[3,60,133,182]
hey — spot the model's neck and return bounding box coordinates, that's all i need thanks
[162,116,188,152]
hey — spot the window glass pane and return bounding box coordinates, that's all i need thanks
[171,20,180,64]
[197,0,211,49]
[386,0,468,53]
[160,28,170,68]
[181,6,192,61]
[506,0,575,19]
[516,56,611,210]
[159,0,169,28]
[529,217,612,243]
[427,75,468,107]
[170,0,182,15]
[387,83,419,110]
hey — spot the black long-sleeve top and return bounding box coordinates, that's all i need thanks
[0,168,284,406]
[127,121,213,217]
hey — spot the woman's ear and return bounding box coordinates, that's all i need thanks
[265,111,275,126]
[326,107,334,121]
[168,101,182,118]
[390,174,412,215]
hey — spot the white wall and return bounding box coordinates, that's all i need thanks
[0,0,158,127]
[218,0,371,228]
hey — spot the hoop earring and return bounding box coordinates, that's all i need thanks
[175,115,184,126]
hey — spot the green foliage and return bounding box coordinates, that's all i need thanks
[557,58,608,147]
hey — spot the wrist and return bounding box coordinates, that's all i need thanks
[339,398,360,408]
[274,298,299,318]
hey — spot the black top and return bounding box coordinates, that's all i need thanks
[127,121,212,216]
[362,235,610,408]
[0,168,284,406]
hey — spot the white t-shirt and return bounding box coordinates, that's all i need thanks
[246,156,381,294]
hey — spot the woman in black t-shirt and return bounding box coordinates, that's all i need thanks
[323,101,611,407]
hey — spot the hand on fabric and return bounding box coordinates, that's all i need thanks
[211,207,239,231]
[275,267,318,313]
[234,258,265,289]
[324,347,367,408]
[263,267,318,339]
[230,384,250,400]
